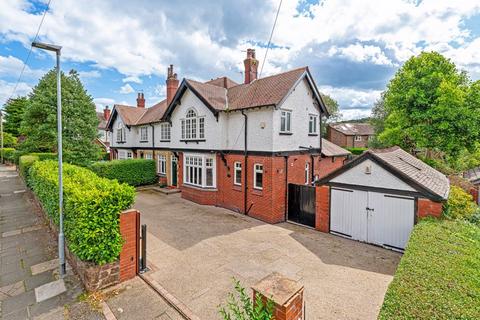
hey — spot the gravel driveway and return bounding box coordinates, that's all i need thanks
[135,190,401,320]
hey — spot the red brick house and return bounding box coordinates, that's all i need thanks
[316,146,449,250]
[327,122,374,148]
[161,49,351,225]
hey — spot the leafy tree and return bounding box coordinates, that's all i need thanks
[379,52,480,158]
[20,69,100,166]
[2,96,28,136]
[321,93,342,136]
[368,92,389,148]
[1,132,18,148]
[219,278,274,320]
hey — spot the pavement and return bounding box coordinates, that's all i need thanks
[135,190,402,320]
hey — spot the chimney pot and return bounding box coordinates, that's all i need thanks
[137,92,145,108]
[103,105,111,120]
[166,65,179,105]
[244,48,258,84]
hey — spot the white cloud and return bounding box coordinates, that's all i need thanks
[0,55,45,79]
[119,83,134,94]
[122,76,142,84]
[328,43,394,66]
[78,70,101,79]
[0,79,31,105]
[93,97,115,112]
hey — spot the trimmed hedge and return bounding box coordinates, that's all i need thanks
[346,147,367,155]
[18,153,57,183]
[29,160,135,264]
[90,159,157,186]
[1,148,15,163]
[379,219,480,319]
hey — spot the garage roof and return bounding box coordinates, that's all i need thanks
[318,146,450,201]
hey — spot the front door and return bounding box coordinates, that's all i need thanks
[287,184,316,227]
[171,156,178,186]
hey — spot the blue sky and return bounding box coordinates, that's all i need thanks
[1,0,480,119]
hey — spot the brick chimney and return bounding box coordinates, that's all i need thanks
[103,106,111,121]
[136,92,145,108]
[244,48,258,84]
[166,65,179,105]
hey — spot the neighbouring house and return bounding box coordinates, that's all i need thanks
[106,65,178,186]
[327,122,374,148]
[463,166,480,204]
[315,146,449,250]
[96,106,111,153]
[162,49,350,224]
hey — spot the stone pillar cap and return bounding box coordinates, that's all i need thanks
[252,272,304,306]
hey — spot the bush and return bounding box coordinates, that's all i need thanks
[346,147,367,155]
[379,219,480,319]
[90,159,157,187]
[1,148,16,163]
[444,186,477,220]
[19,155,40,183]
[29,160,135,264]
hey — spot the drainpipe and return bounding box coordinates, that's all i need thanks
[150,124,155,164]
[241,111,248,215]
[284,155,289,221]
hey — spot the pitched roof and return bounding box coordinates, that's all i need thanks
[321,138,350,157]
[136,99,168,125]
[464,166,480,184]
[186,80,228,111]
[318,146,450,201]
[97,112,107,130]
[330,123,374,136]
[206,76,239,89]
[115,105,146,126]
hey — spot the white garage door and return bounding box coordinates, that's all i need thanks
[330,188,415,250]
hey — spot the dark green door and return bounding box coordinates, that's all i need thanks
[172,156,178,186]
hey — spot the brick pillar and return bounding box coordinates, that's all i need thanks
[417,198,443,218]
[119,209,140,282]
[315,185,330,233]
[252,272,304,320]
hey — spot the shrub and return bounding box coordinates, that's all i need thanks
[19,155,40,183]
[346,147,367,155]
[379,219,480,319]
[90,159,157,186]
[29,160,135,264]
[444,185,477,220]
[1,148,16,163]
[219,278,274,320]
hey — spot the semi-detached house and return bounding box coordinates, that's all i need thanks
[107,49,350,224]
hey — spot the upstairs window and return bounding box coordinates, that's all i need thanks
[234,162,242,186]
[280,110,292,133]
[140,126,148,141]
[254,164,263,190]
[309,115,318,134]
[160,123,171,141]
[116,122,126,142]
[181,109,205,140]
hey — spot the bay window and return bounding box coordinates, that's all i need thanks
[184,154,216,188]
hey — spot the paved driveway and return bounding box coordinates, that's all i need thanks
[135,190,401,320]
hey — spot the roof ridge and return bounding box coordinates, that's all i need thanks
[229,66,307,89]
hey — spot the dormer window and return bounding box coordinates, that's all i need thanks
[116,122,126,143]
[140,126,148,142]
[181,108,205,141]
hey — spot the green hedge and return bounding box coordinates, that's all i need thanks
[18,153,57,183]
[379,219,480,319]
[90,159,157,186]
[346,147,368,155]
[1,148,16,163]
[29,160,135,264]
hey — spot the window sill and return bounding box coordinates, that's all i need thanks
[233,184,242,191]
[308,133,319,136]
[116,141,126,144]
[180,139,206,143]
[252,188,263,196]
[183,183,217,191]
[279,132,293,135]
[139,141,149,143]
[157,173,167,177]
[159,140,171,143]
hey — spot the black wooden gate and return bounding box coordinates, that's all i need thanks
[288,184,316,227]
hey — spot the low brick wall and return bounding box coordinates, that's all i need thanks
[26,188,139,292]
[315,185,330,233]
[417,198,443,218]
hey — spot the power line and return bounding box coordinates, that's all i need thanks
[5,0,52,104]
[259,0,282,78]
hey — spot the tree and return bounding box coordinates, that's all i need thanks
[1,132,18,148]
[20,69,100,166]
[368,92,389,148]
[379,52,480,158]
[3,97,28,136]
[321,93,342,136]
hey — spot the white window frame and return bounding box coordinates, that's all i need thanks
[160,123,171,141]
[140,126,148,142]
[116,122,126,143]
[355,135,362,141]
[308,114,318,134]
[127,151,133,159]
[234,162,242,186]
[253,163,263,190]
[158,155,167,174]
[305,162,310,185]
[118,150,126,160]
[280,110,292,133]
[181,109,205,141]
[145,153,153,160]
[183,154,216,188]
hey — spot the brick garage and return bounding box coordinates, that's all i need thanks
[315,146,450,251]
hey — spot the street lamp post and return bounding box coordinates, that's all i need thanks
[1,110,3,164]
[32,41,66,277]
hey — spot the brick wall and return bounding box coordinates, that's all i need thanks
[327,126,347,147]
[417,198,443,218]
[119,209,139,282]
[315,156,346,179]
[315,185,330,233]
